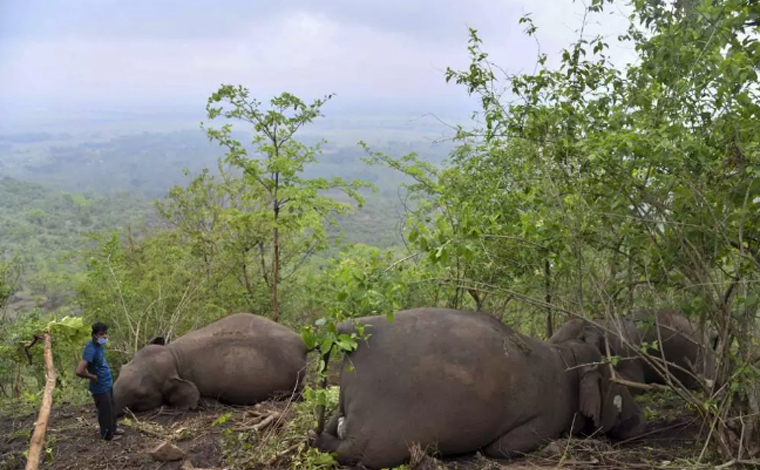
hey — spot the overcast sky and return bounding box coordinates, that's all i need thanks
[0,0,636,129]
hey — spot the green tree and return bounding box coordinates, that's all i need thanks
[203,87,372,322]
[25,208,46,225]
[0,253,22,316]
[75,229,233,356]
[155,163,271,308]
[367,0,760,459]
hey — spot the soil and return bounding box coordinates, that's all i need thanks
[0,390,716,470]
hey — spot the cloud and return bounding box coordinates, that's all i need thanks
[0,0,637,125]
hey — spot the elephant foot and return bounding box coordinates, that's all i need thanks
[312,431,341,454]
[312,432,367,468]
[481,419,547,460]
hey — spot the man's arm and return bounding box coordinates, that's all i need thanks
[76,359,97,381]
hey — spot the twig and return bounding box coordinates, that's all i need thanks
[715,459,738,469]
[232,411,282,432]
[122,410,168,439]
[23,335,42,366]
[616,418,699,445]
[609,376,672,392]
[559,413,578,467]
[125,408,141,423]
[383,251,421,272]
[266,441,303,465]
[253,413,278,431]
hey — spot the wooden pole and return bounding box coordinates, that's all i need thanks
[25,332,57,470]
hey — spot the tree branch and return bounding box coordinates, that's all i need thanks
[25,332,57,470]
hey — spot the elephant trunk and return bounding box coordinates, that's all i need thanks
[112,379,128,418]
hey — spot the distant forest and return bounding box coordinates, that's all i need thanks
[0,128,454,316]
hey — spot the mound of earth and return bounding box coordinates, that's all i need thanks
[1,390,712,470]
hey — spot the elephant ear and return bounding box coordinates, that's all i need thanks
[578,366,602,428]
[549,319,586,344]
[581,325,607,353]
[163,377,200,410]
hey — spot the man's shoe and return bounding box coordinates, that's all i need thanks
[105,434,122,441]
[114,427,125,435]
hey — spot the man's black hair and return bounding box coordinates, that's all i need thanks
[91,322,109,335]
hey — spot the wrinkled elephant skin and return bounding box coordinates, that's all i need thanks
[113,313,308,414]
[550,309,718,392]
[313,308,647,469]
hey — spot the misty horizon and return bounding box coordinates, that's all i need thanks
[1,0,637,135]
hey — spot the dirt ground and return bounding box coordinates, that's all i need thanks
[0,390,718,470]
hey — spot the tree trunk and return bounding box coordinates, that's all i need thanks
[467,289,486,312]
[241,251,255,302]
[272,222,280,323]
[25,332,57,470]
[315,346,333,435]
[545,259,553,338]
[14,367,21,398]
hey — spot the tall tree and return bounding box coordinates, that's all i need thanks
[203,87,371,322]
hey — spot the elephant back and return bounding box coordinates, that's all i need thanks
[169,313,307,404]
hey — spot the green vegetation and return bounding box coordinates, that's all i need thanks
[2,0,760,467]
[0,177,155,316]
[201,86,372,321]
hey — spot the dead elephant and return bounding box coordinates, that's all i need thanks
[550,308,719,392]
[114,313,308,414]
[313,308,647,469]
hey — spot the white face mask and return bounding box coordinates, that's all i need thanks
[96,337,109,346]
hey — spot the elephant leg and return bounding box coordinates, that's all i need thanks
[313,430,341,454]
[313,416,390,468]
[313,410,353,454]
[322,410,340,436]
[481,419,547,459]
[313,431,365,467]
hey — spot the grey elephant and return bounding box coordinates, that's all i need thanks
[114,313,308,414]
[549,309,718,392]
[313,308,647,469]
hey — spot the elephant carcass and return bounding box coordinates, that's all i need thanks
[312,308,647,469]
[113,313,308,414]
[550,309,718,392]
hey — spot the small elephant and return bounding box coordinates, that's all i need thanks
[313,308,646,469]
[114,313,308,414]
[550,309,718,392]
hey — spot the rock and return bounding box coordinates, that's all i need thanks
[148,441,185,461]
[537,441,563,457]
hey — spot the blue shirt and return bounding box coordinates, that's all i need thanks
[82,340,113,395]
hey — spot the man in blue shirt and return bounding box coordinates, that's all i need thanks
[76,321,124,441]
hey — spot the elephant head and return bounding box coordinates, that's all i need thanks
[568,339,647,440]
[552,311,719,391]
[113,338,200,415]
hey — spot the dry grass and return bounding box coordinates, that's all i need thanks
[3,387,757,470]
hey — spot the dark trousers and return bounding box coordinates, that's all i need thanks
[92,388,117,440]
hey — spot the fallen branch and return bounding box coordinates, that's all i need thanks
[25,332,57,470]
[266,441,304,466]
[233,411,282,432]
[122,410,168,439]
[609,376,673,392]
[715,458,760,469]
[253,413,278,431]
[123,420,167,439]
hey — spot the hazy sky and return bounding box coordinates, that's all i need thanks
[0,0,636,128]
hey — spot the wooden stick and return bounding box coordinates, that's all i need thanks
[25,332,57,470]
[266,441,303,465]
